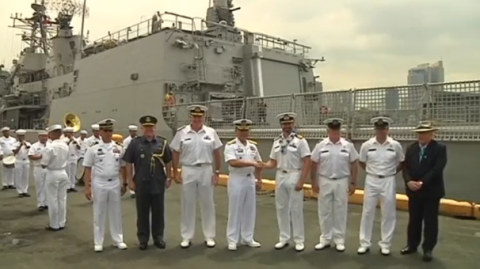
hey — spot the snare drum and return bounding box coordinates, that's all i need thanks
[76,157,85,184]
[2,155,16,168]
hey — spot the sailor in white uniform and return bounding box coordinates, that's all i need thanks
[263,112,311,252]
[85,124,101,147]
[12,129,32,197]
[83,119,128,252]
[42,124,70,231]
[0,127,17,190]
[311,118,359,252]
[224,119,263,251]
[63,127,80,192]
[28,130,50,211]
[123,125,138,198]
[77,130,89,157]
[170,105,223,249]
[357,117,405,255]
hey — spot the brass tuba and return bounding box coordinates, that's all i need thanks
[63,113,81,132]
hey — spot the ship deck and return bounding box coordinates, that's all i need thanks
[0,181,479,269]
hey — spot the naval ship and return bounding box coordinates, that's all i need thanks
[1,0,480,205]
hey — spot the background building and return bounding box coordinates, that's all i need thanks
[407,60,445,85]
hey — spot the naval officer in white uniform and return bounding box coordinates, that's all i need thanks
[63,127,80,192]
[85,124,101,147]
[42,124,70,231]
[83,119,128,252]
[12,129,32,197]
[224,119,263,251]
[263,112,311,252]
[28,130,50,210]
[170,105,223,249]
[311,118,359,252]
[1,127,17,190]
[357,117,405,255]
[123,125,138,198]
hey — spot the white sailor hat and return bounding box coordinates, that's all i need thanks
[187,105,208,116]
[324,118,344,129]
[128,125,138,131]
[63,127,74,133]
[371,116,393,129]
[38,130,48,135]
[1,126,10,131]
[47,124,62,132]
[91,124,100,131]
[412,120,438,133]
[97,118,116,130]
[276,112,297,123]
[233,119,252,130]
[80,130,88,135]
[15,129,26,135]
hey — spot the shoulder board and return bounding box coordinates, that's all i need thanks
[93,141,99,145]
[247,139,257,145]
[177,125,186,131]
[295,134,304,139]
[227,139,236,145]
[115,141,121,146]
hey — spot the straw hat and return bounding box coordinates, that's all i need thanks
[412,121,438,133]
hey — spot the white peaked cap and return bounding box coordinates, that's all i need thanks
[64,127,74,132]
[80,130,88,135]
[1,126,10,131]
[47,124,63,132]
[15,129,26,135]
[128,125,138,131]
[91,124,100,131]
[38,130,48,135]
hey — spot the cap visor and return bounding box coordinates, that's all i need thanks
[412,128,437,133]
[142,123,155,126]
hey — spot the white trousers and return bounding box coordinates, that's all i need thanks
[66,162,77,189]
[275,170,304,244]
[14,162,30,194]
[318,176,349,245]
[359,175,397,248]
[226,173,256,244]
[92,177,123,246]
[2,167,14,186]
[129,170,135,195]
[33,167,47,207]
[181,165,216,240]
[45,170,69,229]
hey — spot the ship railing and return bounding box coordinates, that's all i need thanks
[86,12,310,57]
[166,80,480,141]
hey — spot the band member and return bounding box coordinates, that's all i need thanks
[12,129,31,197]
[85,124,101,147]
[28,131,50,211]
[123,125,138,198]
[0,126,17,190]
[77,130,89,158]
[63,127,80,192]
[401,121,447,262]
[262,112,311,252]
[123,115,173,250]
[357,117,404,255]
[83,119,128,252]
[224,119,262,251]
[311,118,358,252]
[42,124,70,231]
[170,105,223,249]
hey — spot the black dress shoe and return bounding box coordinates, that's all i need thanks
[18,194,24,198]
[2,186,8,190]
[154,241,166,249]
[138,243,148,250]
[59,226,65,230]
[70,188,78,192]
[8,185,15,189]
[400,246,417,255]
[23,193,31,197]
[38,207,45,212]
[45,226,60,232]
[422,251,433,262]
[130,194,136,199]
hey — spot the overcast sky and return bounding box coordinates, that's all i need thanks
[0,0,478,90]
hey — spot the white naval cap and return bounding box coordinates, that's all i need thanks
[63,127,74,132]
[370,116,393,128]
[187,105,208,116]
[128,125,138,131]
[15,129,26,135]
[91,124,100,131]
[324,118,344,129]
[80,130,88,135]
[38,130,48,135]
[276,112,297,123]
[47,124,63,132]
[1,126,10,131]
[233,119,252,130]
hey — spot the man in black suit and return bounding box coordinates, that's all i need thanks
[401,121,447,262]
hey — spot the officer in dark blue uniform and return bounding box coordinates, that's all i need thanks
[123,115,173,250]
